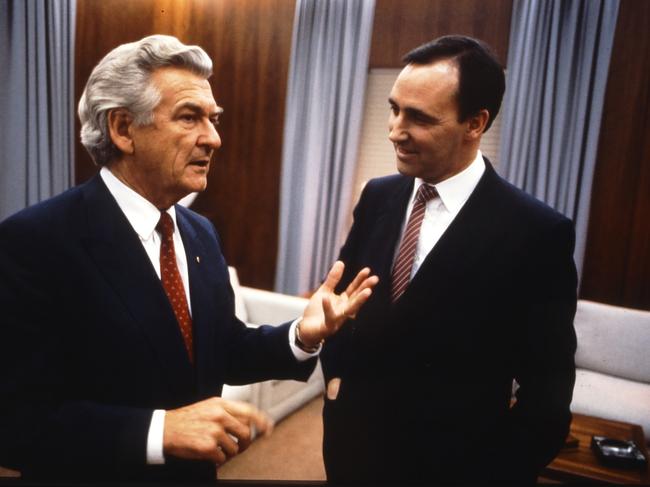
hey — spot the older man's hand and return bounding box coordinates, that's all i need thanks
[298,261,379,348]
[164,397,273,465]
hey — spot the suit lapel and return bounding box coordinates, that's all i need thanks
[175,209,219,395]
[80,176,195,399]
[402,162,507,300]
[364,177,414,301]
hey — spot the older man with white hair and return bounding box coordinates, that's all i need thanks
[0,35,377,482]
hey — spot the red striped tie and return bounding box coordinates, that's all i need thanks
[390,184,438,302]
[157,211,194,362]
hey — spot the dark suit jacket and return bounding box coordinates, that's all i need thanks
[0,175,315,482]
[320,161,577,484]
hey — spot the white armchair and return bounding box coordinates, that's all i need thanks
[570,299,650,442]
[221,268,325,422]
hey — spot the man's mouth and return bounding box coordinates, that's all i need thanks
[395,146,417,158]
[189,159,210,167]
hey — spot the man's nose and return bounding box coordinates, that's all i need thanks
[388,115,408,143]
[198,120,222,150]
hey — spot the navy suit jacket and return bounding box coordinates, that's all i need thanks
[0,175,315,482]
[320,161,577,483]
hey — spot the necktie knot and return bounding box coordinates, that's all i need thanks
[157,211,175,240]
[416,184,438,203]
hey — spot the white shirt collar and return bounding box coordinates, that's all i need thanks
[413,150,486,214]
[99,166,177,241]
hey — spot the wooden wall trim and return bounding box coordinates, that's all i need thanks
[369,0,513,69]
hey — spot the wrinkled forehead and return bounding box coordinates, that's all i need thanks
[151,66,220,112]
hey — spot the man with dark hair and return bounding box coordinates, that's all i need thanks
[0,35,377,482]
[320,35,577,484]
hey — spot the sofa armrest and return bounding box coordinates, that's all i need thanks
[237,286,324,422]
[239,286,308,325]
[259,361,325,422]
[572,368,650,443]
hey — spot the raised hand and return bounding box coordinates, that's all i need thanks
[298,261,378,348]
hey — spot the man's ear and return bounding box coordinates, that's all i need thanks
[107,108,135,155]
[465,109,490,140]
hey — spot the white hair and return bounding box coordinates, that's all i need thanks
[78,35,213,166]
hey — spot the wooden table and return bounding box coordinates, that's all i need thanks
[541,413,650,484]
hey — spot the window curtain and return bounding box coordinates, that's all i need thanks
[275,0,375,294]
[0,0,76,221]
[498,0,619,280]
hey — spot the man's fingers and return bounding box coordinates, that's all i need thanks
[321,260,345,292]
[344,267,371,296]
[163,397,272,465]
[236,433,252,452]
[212,400,269,457]
[324,285,373,328]
[213,445,227,465]
[222,399,274,438]
[348,275,379,300]
[216,432,240,458]
[216,409,251,443]
[344,287,373,318]
[230,408,273,437]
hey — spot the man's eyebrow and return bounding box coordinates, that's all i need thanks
[174,102,224,117]
[405,107,435,121]
[388,98,436,121]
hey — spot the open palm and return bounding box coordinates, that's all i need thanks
[299,261,378,347]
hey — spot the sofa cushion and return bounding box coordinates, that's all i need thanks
[572,369,650,441]
[574,300,650,383]
[239,286,308,325]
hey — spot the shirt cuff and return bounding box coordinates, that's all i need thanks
[288,318,321,361]
[146,409,166,465]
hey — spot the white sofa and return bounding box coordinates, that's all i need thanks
[221,268,324,422]
[570,299,650,442]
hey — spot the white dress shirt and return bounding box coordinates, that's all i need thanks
[100,168,193,311]
[99,167,316,465]
[394,151,486,277]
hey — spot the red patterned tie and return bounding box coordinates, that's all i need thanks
[390,184,438,302]
[157,211,193,362]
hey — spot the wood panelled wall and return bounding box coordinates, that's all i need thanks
[75,0,295,289]
[581,0,650,310]
[370,0,513,68]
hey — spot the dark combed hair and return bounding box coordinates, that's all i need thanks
[403,35,505,132]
